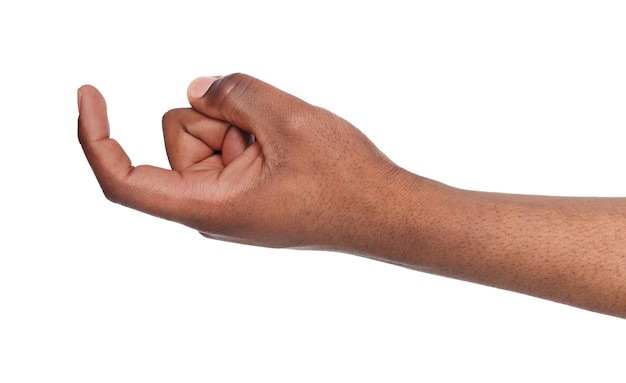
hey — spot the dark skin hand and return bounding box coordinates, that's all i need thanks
[79,73,626,318]
[78,75,399,248]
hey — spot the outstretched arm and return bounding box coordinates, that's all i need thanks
[78,74,626,318]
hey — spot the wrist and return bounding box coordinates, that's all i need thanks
[321,165,458,266]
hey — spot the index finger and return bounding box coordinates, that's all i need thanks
[77,85,188,221]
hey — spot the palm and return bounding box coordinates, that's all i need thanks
[163,108,264,202]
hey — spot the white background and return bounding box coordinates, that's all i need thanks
[1,1,625,382]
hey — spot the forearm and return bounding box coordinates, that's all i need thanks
[345,169,626,318]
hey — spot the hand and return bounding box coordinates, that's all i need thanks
[78,74,403,249]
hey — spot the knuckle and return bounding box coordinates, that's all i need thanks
[101,184,122,205]
[209,73,256,116]
[98,172,131,206]
[212,73,255,98]
[161,108,184,130]
[161,109,174,126]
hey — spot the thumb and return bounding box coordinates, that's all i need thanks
[186,73,312,143]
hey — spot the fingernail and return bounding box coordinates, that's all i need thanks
[187,76,218,99]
